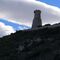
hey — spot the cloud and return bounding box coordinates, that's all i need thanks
[0,22,15,37]
[0,0,60,26]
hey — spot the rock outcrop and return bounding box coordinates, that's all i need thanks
[0,24,60,60]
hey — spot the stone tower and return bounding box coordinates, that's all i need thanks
[32,10,42,29]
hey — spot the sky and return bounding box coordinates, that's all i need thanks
[0,0,60,37]
[0,0,60,26]
[38,0,60,8]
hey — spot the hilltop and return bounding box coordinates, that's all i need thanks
[0,23,60,60]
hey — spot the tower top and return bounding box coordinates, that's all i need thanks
[34,10,41,14]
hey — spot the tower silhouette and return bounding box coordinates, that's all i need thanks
[32,10,42,29]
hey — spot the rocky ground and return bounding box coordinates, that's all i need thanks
[0,24,60,60]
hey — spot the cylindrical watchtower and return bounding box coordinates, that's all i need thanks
[32,10,42,29]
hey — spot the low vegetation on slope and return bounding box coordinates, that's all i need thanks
[0,24,60,60]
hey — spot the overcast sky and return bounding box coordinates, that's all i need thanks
[0,0,60,27]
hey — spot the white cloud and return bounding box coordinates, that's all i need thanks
[0,0,60,27]
[0,22,15,37]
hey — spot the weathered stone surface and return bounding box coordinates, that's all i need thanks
[32,10,42,29]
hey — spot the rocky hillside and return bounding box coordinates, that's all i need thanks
[0,24,60,60]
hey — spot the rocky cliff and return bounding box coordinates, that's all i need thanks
[0,24,60,60]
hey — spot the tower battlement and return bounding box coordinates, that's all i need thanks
[34,10,41,13]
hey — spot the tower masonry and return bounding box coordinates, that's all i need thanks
[32,10,42,29]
